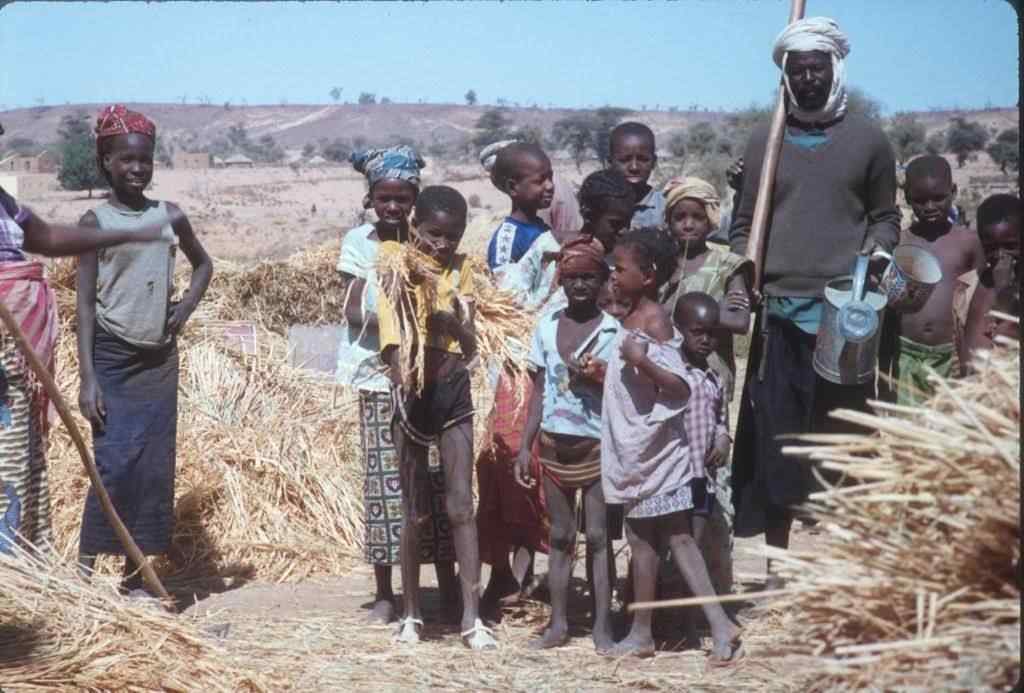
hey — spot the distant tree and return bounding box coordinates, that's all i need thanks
[57,112,106,198]
[5,137,38,156]
[465,89,478,106]
[667,130,687,159]
[322,138,351,163]
[223,101,232,111]
[686,122,719,157]
[227,122,250,151]
[551,115,595,171]
[885,114,927,165]
[472,108,512,148]
[256,134,285,163]
[302,143,316,158]
[496,98,508,107]
[358,92,376,105]
[946,117,989,168]
[512,125,544,146]
[986,127,1019,174]
[329,86,343,103]
[846,86,883,120]
[380,97,392,105]
[154,135,173,167]
[925,130,946,156]
[722,103,771,155]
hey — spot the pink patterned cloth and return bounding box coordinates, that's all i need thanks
[0,261,59,433]
[95,104,156,142]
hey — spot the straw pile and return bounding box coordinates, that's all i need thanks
[376,242,534,392]
[0,543,270,691]
[764,339,1020,691]
[42,245,367,591]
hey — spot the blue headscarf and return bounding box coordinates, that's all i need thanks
[350,145,426,188]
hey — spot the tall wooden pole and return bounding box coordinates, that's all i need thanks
[0,300,173,607]
[745,0,808,292]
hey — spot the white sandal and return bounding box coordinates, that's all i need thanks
[393,617,424,644]
[461,618,498,650]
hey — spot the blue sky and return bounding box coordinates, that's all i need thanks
[0,1,1018,113]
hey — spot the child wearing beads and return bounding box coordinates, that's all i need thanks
[337,146,456,624]
[601,229,741,664]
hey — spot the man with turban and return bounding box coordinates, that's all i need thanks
[729,17,900,585]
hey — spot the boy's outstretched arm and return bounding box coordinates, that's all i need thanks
[21,205,173,257]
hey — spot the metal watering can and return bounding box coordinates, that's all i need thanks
[813,253,887,385]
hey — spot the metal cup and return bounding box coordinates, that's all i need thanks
[872,245,943,314]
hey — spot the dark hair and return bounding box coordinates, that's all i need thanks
[609,122,656,158]
[578,169,635,219]
[673,291,719,327]
[617,227,679,288]
[415,185,467,223]
[977,194,1022,235]
[905,154,952,187]
[490,142,549,191]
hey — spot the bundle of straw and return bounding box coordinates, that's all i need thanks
[0,543,270,691]
[762,339,1020,691]
[375,242,534,393]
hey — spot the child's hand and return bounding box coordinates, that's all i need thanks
[576,354,607,383]
[724,290,750,312]
[620,333,648,366]
[514,448,535,489]
[706,434,731,472]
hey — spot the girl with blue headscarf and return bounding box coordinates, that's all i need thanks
[337,145,457,624]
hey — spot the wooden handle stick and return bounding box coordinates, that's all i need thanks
[745,0,808,293]
[0,300,173,607]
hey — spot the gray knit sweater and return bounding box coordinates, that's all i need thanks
[729,114,900,298]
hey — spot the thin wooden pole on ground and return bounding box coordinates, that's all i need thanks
[0,299,173,607]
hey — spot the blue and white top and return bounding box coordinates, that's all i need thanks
[487,216,547,270]
[335,223,389,393]
[527,309,619,440]
[630,187,666,230]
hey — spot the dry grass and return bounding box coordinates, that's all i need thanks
[755,339,1021,691]
[0,543,272,691]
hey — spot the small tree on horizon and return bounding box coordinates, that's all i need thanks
[472,108,512,149]
[551,115,595,171]
[986,127,1019,174]
[329,87,343,103]
[358,92,377,105]
[885,114,927,165]
[465,89,478,106]
[57,113,107,198]
[946,117,989,168]
[686,122,719,157]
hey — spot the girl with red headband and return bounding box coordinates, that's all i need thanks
[75,105,213,594]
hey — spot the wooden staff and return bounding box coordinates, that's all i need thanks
[0,300,173,607]
[745,0,808,293]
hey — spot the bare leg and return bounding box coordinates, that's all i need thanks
[511,547,534,591]
[481,549,518,609]
[369,564,396,623]
[394,423,427,637]
[663,512,741,660]
[608,517,658,657]
[435,560,460,623]
[529,475,575,650]
[583,480,613,652]
[439,419,494,646]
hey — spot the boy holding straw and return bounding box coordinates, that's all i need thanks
[338,146,456,624]
[377,186,497,650]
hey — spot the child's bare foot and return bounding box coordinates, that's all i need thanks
[708,624,744,666]
[605,634,656,658]
[527,625,569,650]
[367,599,395,624]
[592,624,615,653]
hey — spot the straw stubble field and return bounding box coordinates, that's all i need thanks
[0,163,1018,690]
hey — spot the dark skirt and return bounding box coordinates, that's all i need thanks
[79,326,178,555]
[731,314,872,538]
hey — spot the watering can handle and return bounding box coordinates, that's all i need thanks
[851,252,870,303]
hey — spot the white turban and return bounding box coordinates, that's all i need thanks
[479,139,520,173]
[772,17,850,124]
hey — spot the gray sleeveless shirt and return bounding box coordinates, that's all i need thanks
[93,201,178,348]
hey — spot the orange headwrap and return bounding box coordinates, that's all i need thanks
[558,235,608,275]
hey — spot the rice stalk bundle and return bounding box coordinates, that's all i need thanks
[764,340,1020,691]
[0,543,271,691]
[375,242,535,393]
